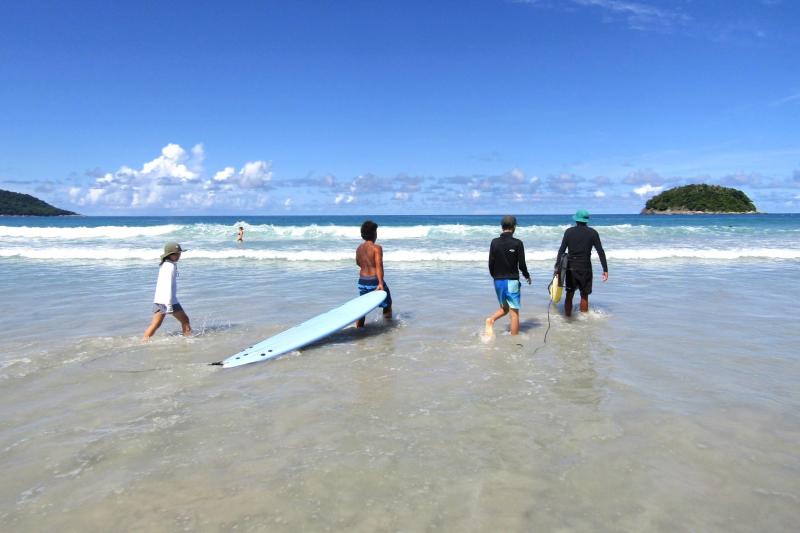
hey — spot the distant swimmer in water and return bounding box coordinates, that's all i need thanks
[237,226,244,243]
[355,220,392,327]
[485,215,531,336]
[554,209,608,317]
[143,242,192,340]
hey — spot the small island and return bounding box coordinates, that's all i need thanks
[0,188,78,216]
[641,184,757,215]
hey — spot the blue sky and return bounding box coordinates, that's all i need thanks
[1,0,798,214]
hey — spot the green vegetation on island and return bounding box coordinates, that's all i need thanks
[641,184,757,214]
[0,189,78,216]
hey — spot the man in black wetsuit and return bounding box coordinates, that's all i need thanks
[555,209,608,317]
[485,215,532,336]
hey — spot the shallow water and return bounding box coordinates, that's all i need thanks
[1,216,799,531]
[1,259,798,531]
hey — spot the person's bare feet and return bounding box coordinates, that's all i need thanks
[484,318,495,337]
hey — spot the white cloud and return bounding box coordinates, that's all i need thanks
[213,161,273,189]
[213,167,235,182]
[470,190,481,199]
[190,143,205,171]
[140,143,198,182]
[65,143,276,211]
[393,192,410,201]
[87,188,105,204]
[547,173,582,194]
[239,161,273,189]
[633,183,664,197]
[334,193,355,204]
[284,198,293,207]
[623,169,664,185]
[594,190,606,198]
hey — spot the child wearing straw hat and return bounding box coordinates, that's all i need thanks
[142,242,192,340]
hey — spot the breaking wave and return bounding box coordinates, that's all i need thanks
[2,222,778,242]
[1,246,797,262]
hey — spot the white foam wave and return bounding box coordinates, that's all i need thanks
[0,225,180,239]
[608,248,800,260]
[228,224,498,240]
[3,222,771,243]
[1,246,798,262]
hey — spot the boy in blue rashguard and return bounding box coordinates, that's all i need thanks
[485,215,531,336]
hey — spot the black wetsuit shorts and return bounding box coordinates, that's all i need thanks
[565,262,593,295]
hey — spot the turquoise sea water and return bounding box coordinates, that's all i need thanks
[1,214,799,530]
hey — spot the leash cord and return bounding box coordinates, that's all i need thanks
[531,279,555,356]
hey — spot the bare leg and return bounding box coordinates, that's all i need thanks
[355,316,366,328]
[564,290,575,317]
[509,308,520,335]
[173,309,192,336]
[143,312,165,340]
[579,295,589,313]
[485,305,509,336]
[383,306,392,321]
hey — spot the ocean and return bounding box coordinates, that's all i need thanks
[1,214,799,531]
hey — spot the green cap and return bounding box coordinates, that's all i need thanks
[161,242,185,261]
[573,209,590,223]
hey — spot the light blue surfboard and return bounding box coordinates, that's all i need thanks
[221,290,388,368]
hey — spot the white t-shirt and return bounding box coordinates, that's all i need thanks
[153,261,179,306]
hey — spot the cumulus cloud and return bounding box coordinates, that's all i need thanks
[140,143,199,182]
[213,167,236,182]
[66,143,273,211]
[623,169,665,185]
[211,161,272,189]
[438,169,541,206]
[547,173,582,194]
[51,143,797,214]
[334,193,354,205]
[633,183,664,198]
[239,161,273,189]
[715,172,768,188]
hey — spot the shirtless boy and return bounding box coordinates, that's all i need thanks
[355,220,393,327]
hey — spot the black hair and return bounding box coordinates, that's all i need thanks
[360,220,378,241]
[501,215,517,230]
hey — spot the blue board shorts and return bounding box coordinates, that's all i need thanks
[494,279,521,309]
[153,303,183,315]
[357,276,392,308]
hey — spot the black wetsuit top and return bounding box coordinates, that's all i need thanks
[489,232,530,280]
[555,223,608,272]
